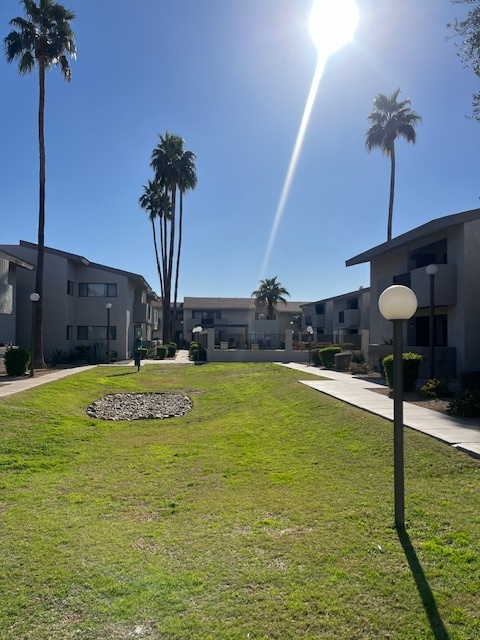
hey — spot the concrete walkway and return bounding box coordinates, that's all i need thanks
[0,350,193,399]
[281,363,480,460]
[0,365,97,399]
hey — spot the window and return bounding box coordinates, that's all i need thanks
[347,298,358,310]
[66,325,73,340]
[67,280,74,296]
[78,283,117,297]
[77,326,116,340]
[315,303,325,315]
[193,310,221,320]
[339,311,345,323]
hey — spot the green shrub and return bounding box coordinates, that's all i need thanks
[156,346,167,360]
[139,348,149,360]
[4,347,30,376]
[167,342,177,357]
[351,350,366,364]
[320,346,342,369]
[382,352,423,392]
[460,371,480,392]
[420,378,451,398]
[310,348,322,367]
[46,348,72,368]
[189,341,199,357]
[349,361,370,375]
[447,389,480,418]
[191,345,206,362]
[75,342,107,364]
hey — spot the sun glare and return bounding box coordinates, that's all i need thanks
[309,0,359,58]
[259,1,359,279]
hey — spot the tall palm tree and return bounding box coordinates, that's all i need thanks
[4,0,76,368]
[365,88,421,241]
[139,180,166,298]
[150,132,196,342]
[173,149,197,318]
[252,276,290,320]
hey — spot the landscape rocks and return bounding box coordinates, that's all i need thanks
[86,392,193,421]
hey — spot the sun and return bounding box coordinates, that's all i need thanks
[308,0,359,58]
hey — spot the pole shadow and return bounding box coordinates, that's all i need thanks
[396,525,450,639]
[105,371,138,377]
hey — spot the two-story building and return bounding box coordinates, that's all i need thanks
[346,208,480,376]
[300,287,371,350]
[182,297,307,350]
[0,249,35,346]
[0,241,159,361]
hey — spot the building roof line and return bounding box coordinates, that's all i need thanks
[346,208,480,267]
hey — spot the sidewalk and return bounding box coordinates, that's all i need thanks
[281,363,480,460]
[0,351,192,399]
[0,365,97,399]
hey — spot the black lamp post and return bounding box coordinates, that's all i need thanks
[29,292,40,377]
[379,285,418,529]
[306,325,314,365]
[106,302,112,363]
[426,264,438,380]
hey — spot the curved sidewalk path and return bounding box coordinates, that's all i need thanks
[281,363,480,460]
[0,351,192,399]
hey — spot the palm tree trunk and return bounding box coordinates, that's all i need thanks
[151,218,164,298]
[387,144,396,242]
[35,60,47,369]
[173,191,183,325]
[166,186,176,342]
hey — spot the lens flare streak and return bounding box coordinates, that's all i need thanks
[259,57,326,279]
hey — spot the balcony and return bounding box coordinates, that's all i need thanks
[336,308,360,328]
[133,302,157,325]
[410,264,457,308]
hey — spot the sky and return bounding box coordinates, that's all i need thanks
[0,0,478,303]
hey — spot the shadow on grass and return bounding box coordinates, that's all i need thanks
[105,371,138,377]
[397,525,450,639]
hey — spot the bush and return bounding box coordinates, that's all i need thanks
[139,348,149,360]
[448,389,480,418]
[320,346,342,369]
[382,352,423,392]
[189,341,199,357]
[190,344,206,362]
[75,342,107,364]
[460,371,480,392]
[46,348,72,368]
[310,348,322,367]
[420,378,451,398]
[167,342,177,357]
[351,350,366,364]
[156,346,167,359]
[349,361,370,375]
[4,347,30,376]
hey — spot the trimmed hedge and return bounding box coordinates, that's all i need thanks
[167,342,177,358]
[310,348,322,367]
[156,346,167,360]
[382,352,423,392]
[320,346,342,369]
[4,347,30,376]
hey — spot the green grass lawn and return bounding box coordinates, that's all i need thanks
[0,363,479,639]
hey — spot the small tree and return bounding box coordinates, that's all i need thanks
[448,0,480,120]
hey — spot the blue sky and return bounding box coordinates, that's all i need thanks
[0,0,478,302]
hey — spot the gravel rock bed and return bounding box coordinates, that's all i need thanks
[86,392,193,421]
